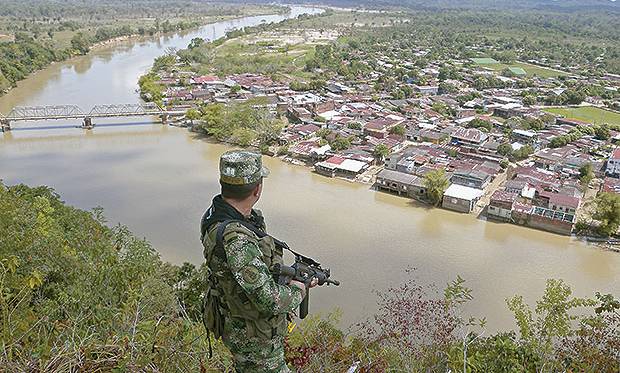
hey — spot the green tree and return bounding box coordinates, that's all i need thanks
[424,169,449,206]
[231,127,257,147]
[467,118,493,132]
[497,143,513,157]
[579,163,594,187]
[389,124,406,136]
[594,125,610,140]
[592,192,620,236]
[506,279,596,370]
[513,145,534,161]
[347,122,362,130]
[186,108,201,125]
[70,32,90,54]
[330,136,351,151]
[439,81,457,94]
[373,144,390,163]
[522,95,536,106]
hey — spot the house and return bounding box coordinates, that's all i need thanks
[191,75,223,86]
[493,103,524,118]
[605,148,620,177]
[510,200,576,235]
[488,190,517,220]
[364,118,401,139]
[375,169,427,200]
[505,180,537,199]
[414,85,439,95]
[528,206,576,235]
[511,129,539,145]
[287,123,320,139]
[450,127,488,147]
[288,106,312,121]
[536,191,581,214]
[289,140,330,160]
[315,156,369,178]
[442,184,484,213]
[602,177,620,194]
[412,129,448,144]
[450,170,491,189]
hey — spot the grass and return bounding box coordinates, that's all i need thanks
[544,106,620,126]
[470,57,498,64]
[476,61,569,78]
[285,10,411,30]
[199,30,331,81]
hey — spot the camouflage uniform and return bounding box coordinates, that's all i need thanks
[201,150,303,373]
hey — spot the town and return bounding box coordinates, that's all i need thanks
[141,10,620,240]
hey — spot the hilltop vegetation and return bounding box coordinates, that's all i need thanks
[1,182,618,372]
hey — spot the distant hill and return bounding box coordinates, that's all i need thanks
[265,0,620,12]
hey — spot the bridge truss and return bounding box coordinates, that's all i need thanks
[7,105,85,120]
[88,103,163,117]
[4,103,165,121]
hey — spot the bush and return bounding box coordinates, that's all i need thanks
[0,183,230,371]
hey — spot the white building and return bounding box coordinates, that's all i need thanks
[606,148,620,177]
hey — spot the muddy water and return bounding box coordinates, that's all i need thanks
[0,6,618,331]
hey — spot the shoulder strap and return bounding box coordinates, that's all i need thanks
[213,219,238,261]
[213,219,317,265]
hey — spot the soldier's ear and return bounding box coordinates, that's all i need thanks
[253,180,263,198]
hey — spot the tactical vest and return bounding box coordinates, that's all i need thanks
[202,221,288,342]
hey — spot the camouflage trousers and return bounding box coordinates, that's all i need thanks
[223,319,291,373]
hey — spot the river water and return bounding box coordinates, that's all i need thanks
[0,6,618,332]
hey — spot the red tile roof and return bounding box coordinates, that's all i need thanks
[602,177,620,194]
[194,75,220,84]
[540,191,581,209]
[491,190,518,204]
[325,156,345,165]
[365,118,398,131]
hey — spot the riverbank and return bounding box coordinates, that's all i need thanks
[0,5,289,97]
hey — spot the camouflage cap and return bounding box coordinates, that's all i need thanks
[219,150,270,185]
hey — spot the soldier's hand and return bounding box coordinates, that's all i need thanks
[309,277,319,288]
[290,280,306,299]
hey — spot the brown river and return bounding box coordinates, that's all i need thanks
[0,7,618,332]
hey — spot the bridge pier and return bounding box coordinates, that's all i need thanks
[161,113,169,125]
[0,119,10,132]
[82,117,94,129]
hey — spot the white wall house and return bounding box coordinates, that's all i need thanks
[606,148,620,177]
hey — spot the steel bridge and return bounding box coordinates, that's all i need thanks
[0,103,185,131]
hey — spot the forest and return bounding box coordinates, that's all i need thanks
[0,182,617,372]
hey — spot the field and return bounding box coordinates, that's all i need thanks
[284,10,411,30]
[544,106,620,126]
[199,29,338,80]
[476,60,569,78]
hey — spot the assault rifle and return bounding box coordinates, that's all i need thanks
[274,254,340,319]
[212,219,339,319]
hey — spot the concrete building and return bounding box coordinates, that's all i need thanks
[487,190,517,220]
[606,148,620,177]
[376,169,427,200]
[442,184,484,213]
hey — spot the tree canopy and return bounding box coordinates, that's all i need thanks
[424,169,450,206]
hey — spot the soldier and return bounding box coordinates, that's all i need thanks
[201,150,314,373]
